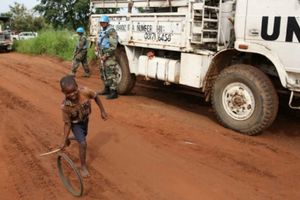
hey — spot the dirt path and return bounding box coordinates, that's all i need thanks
[0,52,300,200]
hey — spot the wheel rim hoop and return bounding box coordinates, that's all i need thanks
[222,82,255,121]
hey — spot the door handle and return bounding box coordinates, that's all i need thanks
[249,29,260,36]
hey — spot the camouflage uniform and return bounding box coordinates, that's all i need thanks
[98,25,118,90]
[71,35,90,76]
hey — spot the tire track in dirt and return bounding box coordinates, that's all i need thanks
[0,86,33,110]
[118,115,277,179]
[0,84,61,152]
[0,86,61,199]
[84,166,132,200]
[1,62,59,91]
[4,135,58,200]
[108,98,300,196]
[1,54,103,97]
[60,146,134,200]
[0,84,133,199]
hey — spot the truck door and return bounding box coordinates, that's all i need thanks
[244,0,300,72]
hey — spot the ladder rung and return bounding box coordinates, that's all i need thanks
[191,40,203,44]
[194,18,203,21]
[192,27,203,33]
[203,18,218,22]
[203,29,218,32]
[193,2,204,10]
[194,13,203,17]
[204,5,219,10]
[202,38,218,42]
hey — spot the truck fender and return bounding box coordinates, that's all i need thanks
[203,48,239,100]
[234,41,288,87]
[203,42,289,101]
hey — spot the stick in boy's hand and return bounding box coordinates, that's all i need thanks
[101,111,108,120]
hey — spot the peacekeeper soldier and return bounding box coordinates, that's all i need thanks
[97,15,119,100]
[71,27,90,77]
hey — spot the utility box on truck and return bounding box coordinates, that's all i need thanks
[90,0,300,135]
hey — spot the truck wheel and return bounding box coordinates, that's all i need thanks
[127,73,136,92]
[115,50,136,94]
[211,64,278,135]
[5,45,12,52]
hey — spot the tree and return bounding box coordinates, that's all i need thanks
[5,2,47,32]
[35,0,91,31]
[35,0,120,31]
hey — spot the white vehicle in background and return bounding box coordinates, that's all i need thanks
[0,17,13,51]
[17,32,38,40]
[0,30,13,52]
[90,0,300,135]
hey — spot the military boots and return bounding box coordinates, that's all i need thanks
[106,90,118,99]
[98,86,110,95]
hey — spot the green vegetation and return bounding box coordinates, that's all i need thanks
[14,29,96,61]
[2,3,47,32]
[2,1,116,61]
[35,0,119,31]
[2,1,117,61]
[35,0,91,30]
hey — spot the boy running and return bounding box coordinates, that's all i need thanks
[60,75,107,177]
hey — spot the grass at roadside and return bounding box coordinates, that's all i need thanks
[14,29,96,61]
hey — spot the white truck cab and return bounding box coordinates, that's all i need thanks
[90,0,300,135]
[0,18,13,52]
[235,0,300,90]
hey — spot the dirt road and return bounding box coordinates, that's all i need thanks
[0,53,300,200]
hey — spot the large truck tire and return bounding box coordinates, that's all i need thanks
[115,49,136,94]
[211,64,278,135]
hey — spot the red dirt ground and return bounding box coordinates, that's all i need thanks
[1,53,300,200]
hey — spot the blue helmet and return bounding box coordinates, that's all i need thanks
[99,15,109,23]
[76,27,84,33]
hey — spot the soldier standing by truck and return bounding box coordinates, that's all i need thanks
[70,27,90,77]
[96,15,119,100]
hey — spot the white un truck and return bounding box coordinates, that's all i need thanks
[90,0,300,135]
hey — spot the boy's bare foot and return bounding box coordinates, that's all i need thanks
[80,167,90,178]
[65,138,71,147]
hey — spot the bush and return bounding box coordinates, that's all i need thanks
[15,29,96,61]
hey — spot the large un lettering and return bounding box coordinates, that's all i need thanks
[261,16,300,42]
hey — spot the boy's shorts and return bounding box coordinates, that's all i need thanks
[71,119,89,143]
